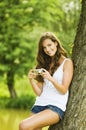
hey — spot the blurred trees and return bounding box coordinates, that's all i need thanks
[0,0,80,98]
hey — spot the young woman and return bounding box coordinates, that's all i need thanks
[19,32,73,130]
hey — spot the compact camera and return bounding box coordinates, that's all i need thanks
[32,68,45,75]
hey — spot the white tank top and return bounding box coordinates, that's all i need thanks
[34,58,69,111]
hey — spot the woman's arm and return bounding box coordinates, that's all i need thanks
[42,59,73,94]
[28,70,43,96]
[29,79,43,96]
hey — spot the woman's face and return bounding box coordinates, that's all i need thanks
[42,38,57,57]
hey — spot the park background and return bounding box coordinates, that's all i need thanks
[0,0,81,130]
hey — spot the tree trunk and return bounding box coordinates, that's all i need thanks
[7,71,17,98]
[49,0,86,130]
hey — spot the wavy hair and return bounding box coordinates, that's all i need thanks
[36,32,67,81]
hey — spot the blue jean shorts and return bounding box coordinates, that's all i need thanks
[31,105,64,120]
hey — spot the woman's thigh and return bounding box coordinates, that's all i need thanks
[29,112,42,130]
[20,112,42,130]
[20,109,60,130]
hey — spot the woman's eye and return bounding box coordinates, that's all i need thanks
[48,44,51,46]
[43,43,52,50]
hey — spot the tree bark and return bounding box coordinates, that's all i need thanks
[7,71,17,98]
[48,0,86,130]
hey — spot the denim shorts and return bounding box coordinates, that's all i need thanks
[31,105,64,120]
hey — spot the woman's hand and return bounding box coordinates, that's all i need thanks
[28,69,37,80]
[41,69,52,81]
[28,69,43,96]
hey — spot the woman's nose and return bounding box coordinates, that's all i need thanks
[46,47,50,52]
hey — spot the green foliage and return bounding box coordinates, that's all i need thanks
[0,0,81,97]
[0,95,35,109]
[0,0,36,77]
[0,0,81,76]
[0,75,36,109]
[0,75,35,97]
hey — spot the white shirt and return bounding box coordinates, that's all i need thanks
[34,59,69,111]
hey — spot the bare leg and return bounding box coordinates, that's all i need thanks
[28,113,42,130]
[19,109,60,130]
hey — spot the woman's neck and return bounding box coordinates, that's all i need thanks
[49,55,66,74]
[58,55,66,65]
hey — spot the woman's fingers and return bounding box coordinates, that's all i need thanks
[28,70,37,79]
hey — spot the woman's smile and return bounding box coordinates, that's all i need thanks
[42,39,57,57]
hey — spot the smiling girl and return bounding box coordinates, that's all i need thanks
[19,32,73,130]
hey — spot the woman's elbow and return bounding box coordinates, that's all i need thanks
[61,89,68,95]
[36,91,42,96]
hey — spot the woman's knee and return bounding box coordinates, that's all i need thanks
[19,121,25,130]
[19,120,33,130]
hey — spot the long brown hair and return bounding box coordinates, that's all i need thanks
[36,32,67,81]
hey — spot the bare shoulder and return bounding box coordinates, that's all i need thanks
[65,58,73,65]
[64,58,73,70]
